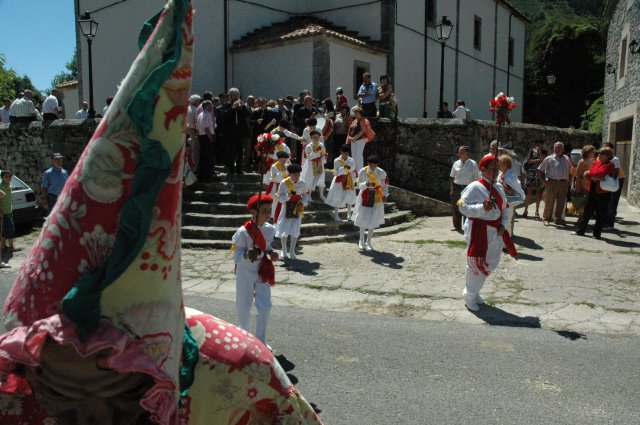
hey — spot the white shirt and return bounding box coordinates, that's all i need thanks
[459,178,510,227]
[0,107,10,123]
[102,105,109,116]
[42,95,59,114]
[302,127,325,147]
[450,159,481,185]
[231,224,276,269]
[9,97,36,118]
[186,104,198,130]
[197,110,215,136]
[357,166,389,197]
[75,109,89,119]
[452,106,467,119]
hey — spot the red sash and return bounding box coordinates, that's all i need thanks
[243,220,276,286]
[467,179,517,276]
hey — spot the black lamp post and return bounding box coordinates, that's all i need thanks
[545,74,556,125]
[435,16,453,118]
[78,12,99,118]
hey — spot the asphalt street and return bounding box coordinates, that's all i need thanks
[1,271,637,425]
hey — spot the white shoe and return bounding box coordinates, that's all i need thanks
[358,240,365,251]
[332,214,341,222]
[266,343,273,352]
[0,262,9,269]
[280,250,288,259]
[465,301,480,312]
[476,295,485,305]
[365,242,373,251]
[289,249,297,260]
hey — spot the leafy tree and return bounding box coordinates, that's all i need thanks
[50,49,78,90]
[0,53,43,104]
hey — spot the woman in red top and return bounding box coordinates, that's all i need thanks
[573,147,615,239]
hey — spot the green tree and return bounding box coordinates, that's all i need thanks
[0,53,43,104]
[50,49,78,90]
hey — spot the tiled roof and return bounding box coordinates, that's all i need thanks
[231,15,387,53]
[56,79,78,89]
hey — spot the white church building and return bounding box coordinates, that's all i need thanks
[75,0,528,120]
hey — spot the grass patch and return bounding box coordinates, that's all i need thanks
[392,239,467,248]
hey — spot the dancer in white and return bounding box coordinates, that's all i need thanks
[301,118,324,166]
[352,155,389,251]
[231,194,278,344]
[301,130,326,201]
[267,150,290,220]
[325,144,357,221]
[275,163,309,259]
[260,133,291,185]
[457,155,517,312]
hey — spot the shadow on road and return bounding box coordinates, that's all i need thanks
[512,235,543,250]
[603,238,640,249]
[469,304,541,328]
[275,354,322,414]
[282,259,321,276]
[515,252,544,262]
[554,330,587,341]
[361,250,405,269]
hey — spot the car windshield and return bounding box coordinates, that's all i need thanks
[10,176,29,190]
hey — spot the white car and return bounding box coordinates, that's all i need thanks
[0,171,40,225]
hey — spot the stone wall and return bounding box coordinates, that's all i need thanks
[1,118,600,209]
[0,120,97,206]
[363,118,600,201]
[604,0,640,206]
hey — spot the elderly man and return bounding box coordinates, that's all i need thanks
[219,87,251,174]
[197,100,216,181]
[42,89,61,120]
[538,141,572,226]
[9,90,37,123]
[186,94,202,171]
[0,99,10,123]
[450,146,481,231]
[75,101,89,119]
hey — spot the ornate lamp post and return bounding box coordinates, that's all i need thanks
[435,16,454,118]
[78,12,99,118]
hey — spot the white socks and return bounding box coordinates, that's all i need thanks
[289,237,298,259]
[280,237,288,258]
[358,228,366,250]
[366,229,374,251]
[318,187,325,201]
[333,206,340,220]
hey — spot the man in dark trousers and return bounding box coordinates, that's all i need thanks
[219,87,251,174]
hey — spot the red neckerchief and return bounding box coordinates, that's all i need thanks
[467,178,517,276]
[242,220,275,286]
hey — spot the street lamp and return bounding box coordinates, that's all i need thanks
[78,12,99,118]
[435,16,453,118]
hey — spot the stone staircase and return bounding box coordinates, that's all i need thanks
[181,170,418,249]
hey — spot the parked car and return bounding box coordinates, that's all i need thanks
[571,148,581,166]
[0,171,40,225]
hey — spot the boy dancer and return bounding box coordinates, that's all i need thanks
[261,133,291,185]
[301,130,327,201]
[457,155,517,312]
[325,144,357,221]
[268,150,290,220]
[231,194,279,345]
[352,155,389,251]
[276,163,309,259]
[301,118,324,166]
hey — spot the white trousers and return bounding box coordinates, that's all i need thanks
[463,223,503,303]
[236,277,272,343]
[351,138,366,171]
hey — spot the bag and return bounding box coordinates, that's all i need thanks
[184,163,197,186]
[570,190,588,210]
[600,175,619,192]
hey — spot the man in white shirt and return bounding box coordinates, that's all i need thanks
[0,99,10,123]
[450,146,481,230]
[186,94,201,172]
[452,100,467,120]
[42,90,61,120]
[9,90,37,123]
[75,101,89,119]
[196,100,216,181]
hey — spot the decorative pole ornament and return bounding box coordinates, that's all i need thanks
[488,92,517,205]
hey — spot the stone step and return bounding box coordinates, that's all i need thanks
[182,203,399,226]
[181,210,413,240]
[188,180,263,192]
[183,199,398,215]
[181,218,423,249]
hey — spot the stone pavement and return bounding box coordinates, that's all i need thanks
[3,200,639,336]
[182,198,640,336]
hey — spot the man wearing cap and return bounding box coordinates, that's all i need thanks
[457,155,516,312]
[41,153,69,213]
[335,87,348,109]
[231,194,278,346]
